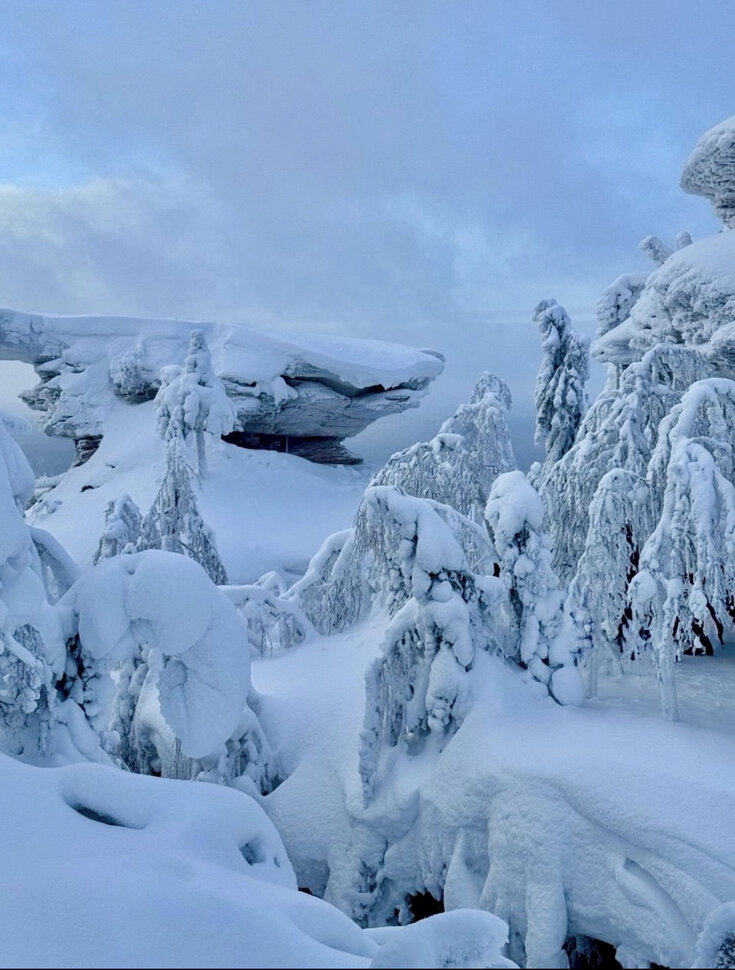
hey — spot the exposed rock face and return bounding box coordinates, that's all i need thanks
[0,308,444,464]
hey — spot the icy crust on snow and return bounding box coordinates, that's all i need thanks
[0,752,516,969]
[0,306,444,450]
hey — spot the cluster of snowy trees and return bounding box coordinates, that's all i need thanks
[4,112,735,970]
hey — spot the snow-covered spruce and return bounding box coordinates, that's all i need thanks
[369,371,515,524]
[155,329,235,479]
[631,379,735,720]
[566,469,651,696]
[293,372,514,634]
[0,419,66,754]
[531,299,589,484]
[359,485,507,805]
[138,421,229,585]
[485,471,582,703]
[540,344,713,579]
[595,271,648,343]
[60,550,274,791]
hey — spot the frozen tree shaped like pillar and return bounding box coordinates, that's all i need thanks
[94,495,143,564]
[359,486,506,804]
[155,329,235,479]
[533,299,589,474]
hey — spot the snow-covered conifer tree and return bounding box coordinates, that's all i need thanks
[293,373,513,634]
[370,371,515,523]
[566,469,651,695]
[541,345,713,580]
[359,486,506,805]
[485,471,581,703]
[595,273,648,341]
[0,421,64,750]
[139,420,228,584]
[631,379,735,719]
[533,299,589,473]
[154,329,235,478]
[94,494,142,563]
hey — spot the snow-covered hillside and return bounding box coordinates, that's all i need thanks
[4,114,735,970]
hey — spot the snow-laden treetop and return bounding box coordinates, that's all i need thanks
[0,307,445,458]
[681,114,735,227]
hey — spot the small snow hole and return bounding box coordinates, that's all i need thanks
[70,804,130,827]
[239,839,266,865]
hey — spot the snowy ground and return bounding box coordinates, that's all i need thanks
[253,625,735,968]
[27,402,371,584]
[0,752,514,969]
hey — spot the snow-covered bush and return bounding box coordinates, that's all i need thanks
[94,494,142,563]
[109,348,155,402]
[694,901,735,969]
[154,329,235,478]
[485,471,582,702]
[532,299,589,475]
[139,423,228,584]
[224,580,310,656]
[60,550,274,791]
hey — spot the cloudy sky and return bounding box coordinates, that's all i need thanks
[0,1,732,462]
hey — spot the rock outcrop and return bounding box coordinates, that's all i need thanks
[0,308,444,464]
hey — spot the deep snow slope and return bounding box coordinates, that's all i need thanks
[255,628,735,969]
[28,401,370,582]
[0,753,515,969]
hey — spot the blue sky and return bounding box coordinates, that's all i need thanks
[0,1,732,461]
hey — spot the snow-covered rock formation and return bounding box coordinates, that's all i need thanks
[0,307,444,464]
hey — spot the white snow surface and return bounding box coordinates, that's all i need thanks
[28,401,370,582]
[0,751,515,968]
[256,628,735,969]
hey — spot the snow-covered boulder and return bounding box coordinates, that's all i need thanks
[0,306,444,464]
